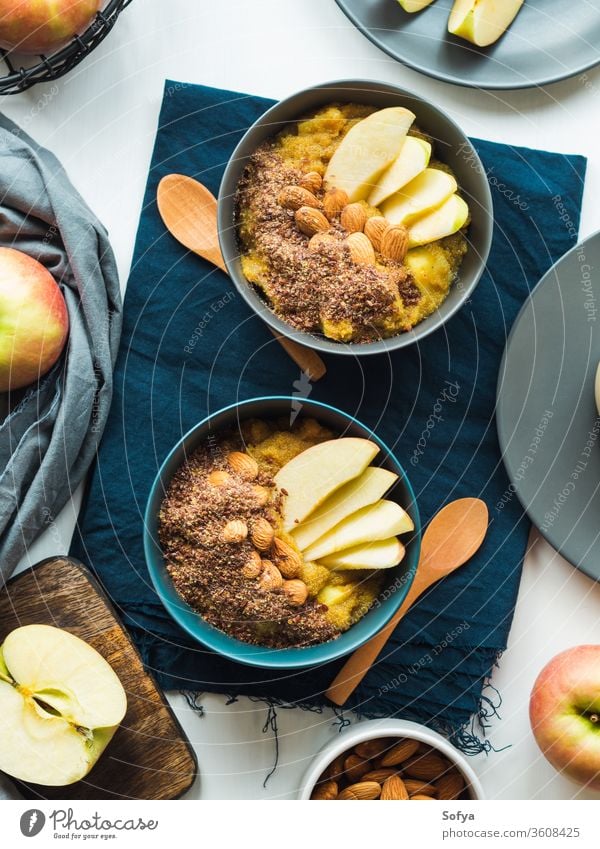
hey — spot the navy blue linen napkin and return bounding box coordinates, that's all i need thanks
[71,81,586,748]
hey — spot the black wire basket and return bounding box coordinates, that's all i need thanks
[0,0,133,95]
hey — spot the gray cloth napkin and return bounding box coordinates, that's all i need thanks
[0,113,122,582]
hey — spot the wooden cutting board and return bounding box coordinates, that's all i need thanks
[0,556,198,800]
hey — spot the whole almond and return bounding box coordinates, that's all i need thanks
[340,203,367,234]
[252,485,271,507]
[403,752,449,781]
[337,781,381,801]
[295,206,330,237]
[355,738,395,761]
[242,549,263,579]
[259,560,283,591]
[278,185,321,211]
[282,579,308,607]
[346,232,376,266]
[308,233,338,253]
[364,216,390,252]
[311,779,338,800]
[208,469,231,487]
[344,753,371,783]
[221,519,248,544]
[323,753,346,782]
[380,738,420,767]
[299,171,323,194]
[227,451,259,480]
[436,770,465,800]
[323,187,349,220]
[412,794,436,800]
[251,517,275,551]
[272,537,302,578]
[362,768,398,784]
[381,224,409,262]
[404,778,438,797]
[381,774,409,801]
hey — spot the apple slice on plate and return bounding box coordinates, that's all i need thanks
[324,107,415,202]
[303,499,414,561]
[398,0,437,12]
[291,466,398,552]
[0,624,127,786]
[368,137,432,208]
[449,0,525,47]
[408,193,469,247]
[381,168,457,227]
[275,438,380,532]
[319,537,406,571]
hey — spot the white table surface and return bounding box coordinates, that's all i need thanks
[2,0,600,801]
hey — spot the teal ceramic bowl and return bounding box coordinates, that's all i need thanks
[144,397,421,669]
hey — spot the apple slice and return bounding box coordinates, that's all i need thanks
[303,499,414,561]
[368,137,432,208]
[275,438,380,532]
[381,168,457,227]
[319,537,406,571]
[398,0,437,13]
[324,107,416,202]
[0,625,127,786]
[291,466,398,552]
[408,193,469,248]
[448,0,525,47]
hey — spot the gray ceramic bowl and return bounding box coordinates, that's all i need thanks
[144,396,421,669]
[218,79,493,357]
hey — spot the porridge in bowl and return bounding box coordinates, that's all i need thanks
[158,417,414,648]
[235,104,469,344]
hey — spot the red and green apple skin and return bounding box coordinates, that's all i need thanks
[0,0,101,55]
[530,645,600,790]
[0,247,69,392]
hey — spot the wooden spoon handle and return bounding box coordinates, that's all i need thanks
[268,330,327,380]
[325,575,433,706]
[201,247,326,379]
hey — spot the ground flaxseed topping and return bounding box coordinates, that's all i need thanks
[235,145,421,342]
[158,433,340,648]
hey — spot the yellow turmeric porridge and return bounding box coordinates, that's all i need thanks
[235,104,469,344]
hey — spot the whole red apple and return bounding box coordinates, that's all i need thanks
[0,0,101,55]
[0,247,69,392]
[530,645,600,790]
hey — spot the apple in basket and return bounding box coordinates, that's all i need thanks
[529,645,600,790]
[0,625,127,785]
[0,247,69,392]
[0,0,101,55]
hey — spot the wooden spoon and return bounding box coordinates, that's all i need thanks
[325,497,489,707]
[157,174,326,380]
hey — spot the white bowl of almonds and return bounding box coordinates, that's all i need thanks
[299,719,485,800]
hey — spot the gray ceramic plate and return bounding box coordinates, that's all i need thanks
[335,0,600,90]
[497,232,600,581]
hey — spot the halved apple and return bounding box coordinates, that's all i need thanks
[324,107,415,202]
[303,499,414,561]
[398,0,437,13]
[408,193,469,247]
[449,0,525,47]
[368,137,432,208]
[291,466,398,552]
[319,537,406,571]
[0,625,127,786]
[274,438,380,532]
[381,168,457,227]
